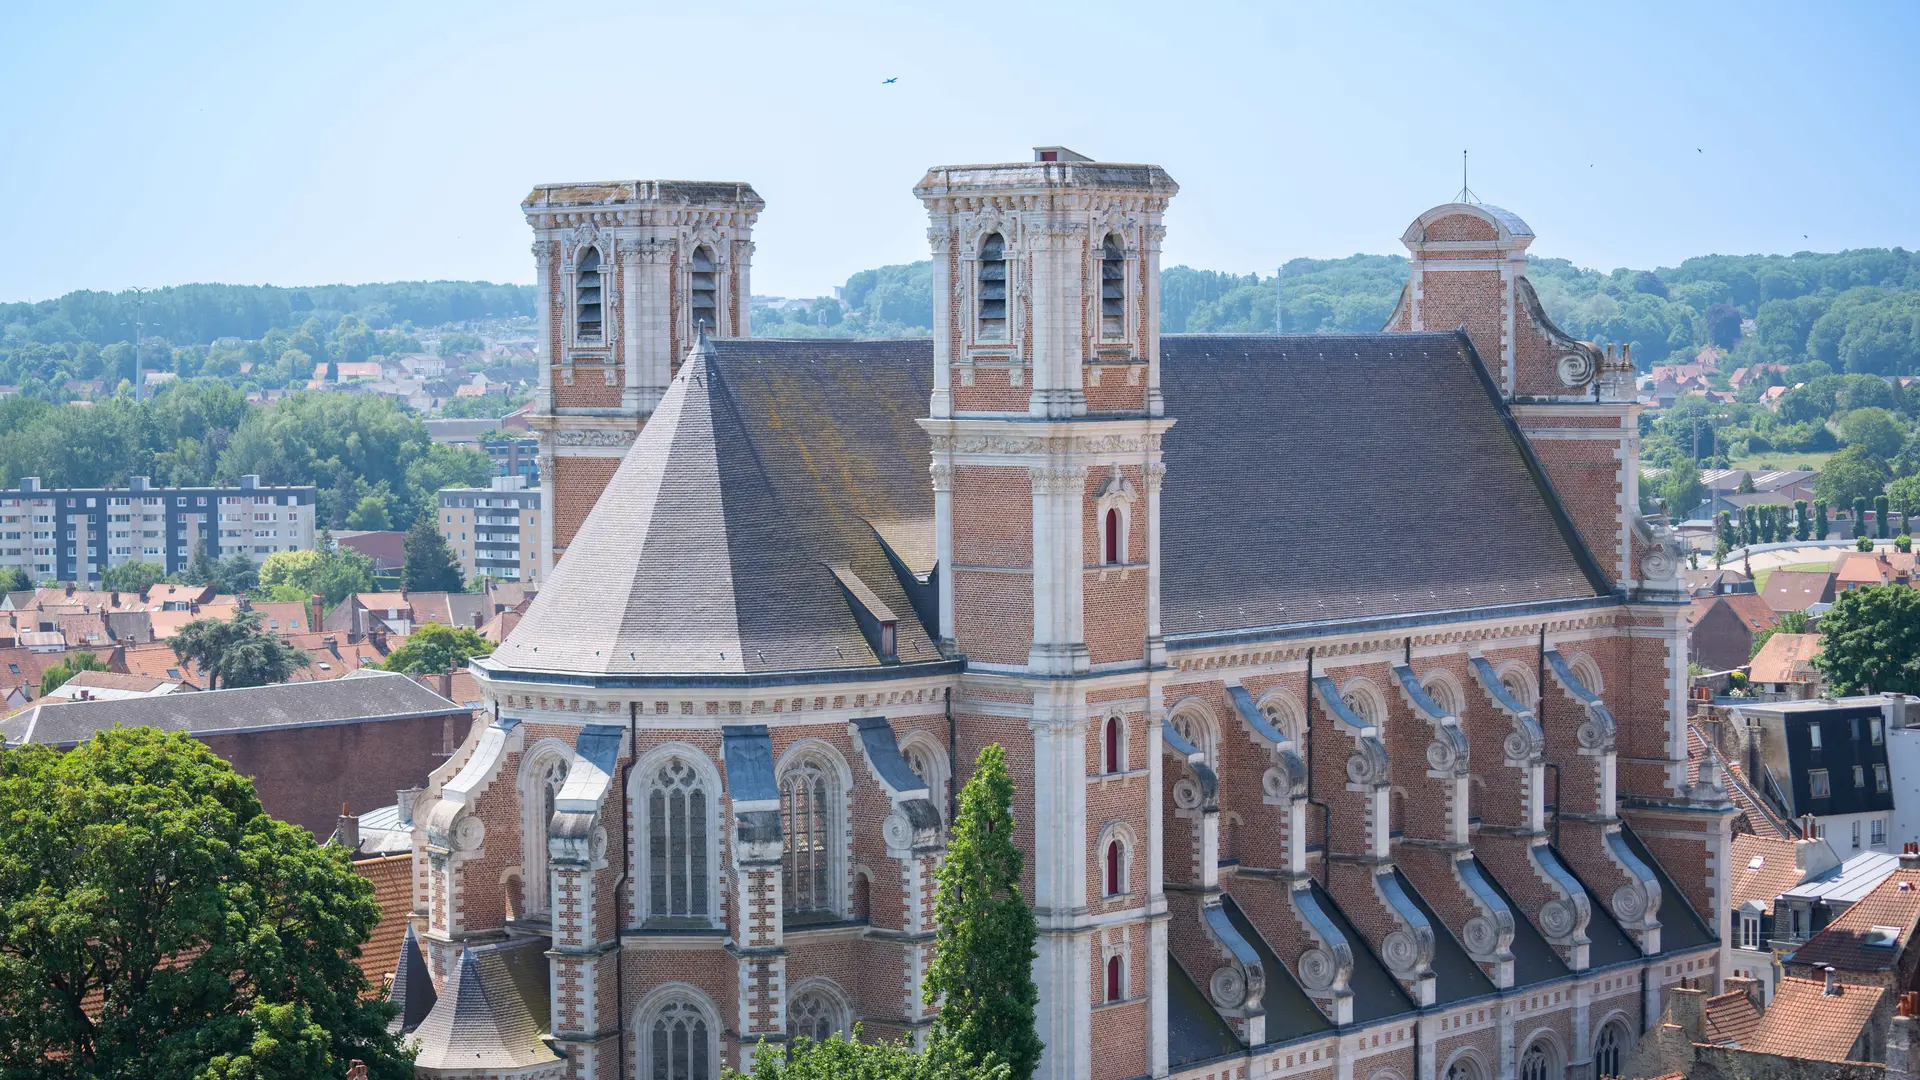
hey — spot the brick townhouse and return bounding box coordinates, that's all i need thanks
[399,149,1734,1080]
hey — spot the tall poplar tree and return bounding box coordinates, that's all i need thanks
[926,744,1042,1080]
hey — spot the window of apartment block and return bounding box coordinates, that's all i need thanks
[976,234,1007,342]
[1872,819,1887,847]
[1872,718,1885,744]
[1855,765,1866,788]
[1853,820,1862,849]
[1878,764,1891,792]
[1809,725,1823,749]
[1740,912,1759,949]
[1809,769,1830,798]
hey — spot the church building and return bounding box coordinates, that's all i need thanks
[400,148,1734,1080]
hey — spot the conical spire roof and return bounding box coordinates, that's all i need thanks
[492,335,941,677]
[387,923,436,1036]
[409,946,556,1070]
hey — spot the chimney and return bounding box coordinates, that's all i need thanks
[236,595,251,613]
[397,787,422,827]
[334,804,360,853]
[1903,842,1920,869]
[1824,965,1841,996]
[64,582,74,597]
[439,668,454,700]
[471,610,483,630]
[1893,998,1920,1080]
[109,590,119,608]
[1889,693,1910,731]
[312,593,324,629]
[1723,975,1762,1011]
[1666,985,1706,1040]
[369,626,387,652]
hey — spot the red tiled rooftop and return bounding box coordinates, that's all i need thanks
[1744,975,1883,1061]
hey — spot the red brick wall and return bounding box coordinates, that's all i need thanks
[1523,437,1625,584]
[552,456,621,554]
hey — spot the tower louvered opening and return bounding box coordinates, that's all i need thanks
[690,245,718,333]
[977,233,1007,342]
[575,247,603,341]
[1100,233,1125,338]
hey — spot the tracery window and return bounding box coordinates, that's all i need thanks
[1422,675,1461,718]
[1099,234,1126,337]
[1170,709,1215,767]
[977,234,1007,342]
[781,753,841,916]
[900,735,948,817]
[645,756,711,923]
[642,997,713,1080]
[576,248,604,342]
[690,246,718,334]
[1594,1019,1630,1079]
[1519,1039,1556,1080]
[788,986,848,1044]
[1443,1057,1483,1080]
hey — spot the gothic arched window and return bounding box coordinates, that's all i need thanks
[1104,714,1123,774]
[1105,954,1123,1002]
[900,734,948,818]
[1105,838,1125,896]
[1594,1020,1630,1078]
[576,248,604,342]
[781,753,842,916]
[641,995,715,1080]
[1519,1038,1556,1080]
[1170,709,1215,767]
[1099,233,1126,338]
[1443,1056,1483,1080]
[644,756,712,924]
[690,246,718,334]
[788,985,849,1045]
[1103,507,1121,564]
[523,747,570,919]
[977,234,1007,342]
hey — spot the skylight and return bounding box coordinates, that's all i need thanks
[1865,925,1903,947]
[1748,856,1765,870]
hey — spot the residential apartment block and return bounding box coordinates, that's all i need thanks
[437,476,540,583]
[0,475,315,584]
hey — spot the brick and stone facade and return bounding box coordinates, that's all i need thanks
[402,155,1731,1080]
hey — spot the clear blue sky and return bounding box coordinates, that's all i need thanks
[3,1,1917,304]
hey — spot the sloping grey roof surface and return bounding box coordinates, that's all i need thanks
[1157,333,1600,637]
[410,941,556,1070]
[0,670,461,747]
[488,339,940,677]
[490,331,1602,678]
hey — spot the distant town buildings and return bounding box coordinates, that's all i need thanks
[0,475,315,584]
[437,476,540,584]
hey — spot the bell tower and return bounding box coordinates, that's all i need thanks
[917,149,1177,1080]
[522,180,764,573]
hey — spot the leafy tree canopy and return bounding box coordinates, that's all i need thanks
[101,560,168,594]
[168,611,310,690]
[380,623,493,675]
[1814,446,1893,507]
[1815,584,1920,694]
[0,727,410,1078]
[728,1030,1008,1080]
[401,515,464,594]
[39,650,107,696]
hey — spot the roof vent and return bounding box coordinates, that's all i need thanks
[1824,966,1841,995]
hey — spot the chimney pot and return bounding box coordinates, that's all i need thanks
[1825,966,1841,996]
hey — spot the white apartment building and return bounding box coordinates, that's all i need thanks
[438,475,540,584]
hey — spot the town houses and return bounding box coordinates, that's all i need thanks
[397,150,1733,1080]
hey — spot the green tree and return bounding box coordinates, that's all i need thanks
[1899,534,1913,554]
[195,1003,336,1080]
[39,650,107,696]
[0,727,410,1079]
[1877,495,1893,539]
[168,612,310,690]
[1794,499,1811,542]
[1816,446,1892,508]
[1658,468,1705,518]
[345,494,392,531]
[1854,497,1871,539]
[1816,499,1830,539]
[0,568,27,593]
[258,550,324,592]
[1716,510,1735,548]
[1735,471,1757,494]
[183,537,219,586]
[1814,584,1920,694]
[101,560,168,594]
[401,515,463,593]
[1858,535,1877,552]
[379,623,494,675]
[1890,476,1920,528]
[1840,407,1907,460]
[728,1030,1007,1080]
[926,745,1042,1080]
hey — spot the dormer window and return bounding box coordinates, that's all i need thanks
[977,234,1007,342]
[575,248,603,341]
[690,246,718,334]
[1100,234,1125,338]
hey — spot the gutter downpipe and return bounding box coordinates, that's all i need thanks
[1538,625,1559,849]
[1304,646,1332,890]
[945,686,957,825]
[615,701,638,1080]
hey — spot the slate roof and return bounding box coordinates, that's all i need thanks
[1744,975,1882,1062]
[410,940,557,1071]
[1788,865,1920,972]
[0,670,463,747]
[489,337,944,677]
[493,330,1610,681]
[1156,333,1604,638]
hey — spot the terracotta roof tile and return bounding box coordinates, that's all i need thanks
[1702,989,1761,1045]
[1744,975,1883,1061]
[352,853,414,994]
[1761,570,1835,612]
[1727,833,1808,914]
[1789,866,1920,972]
[1750,633,1822,685]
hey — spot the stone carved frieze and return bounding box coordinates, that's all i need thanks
[553,429,636,448]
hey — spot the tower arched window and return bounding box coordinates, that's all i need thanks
[1103,508,1121,564]
[788,985,850,1045]
[522,747,570,920]
[977,234,1007,342]
[690,246,718,334]
[1105,954,1124,1002]
[644,756,712,924]
[781,753,843,916]
[640,995,715,1080]
[1099,234,1126,338]
[1104,714,1123,774]
[1105,838,1125,896]
[576,248,604,342]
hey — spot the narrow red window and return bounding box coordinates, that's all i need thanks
[1104,716,1120,773]
[1104,508,1120,564]
[1105,955,1123,1001]
[1105,840,1123,895]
